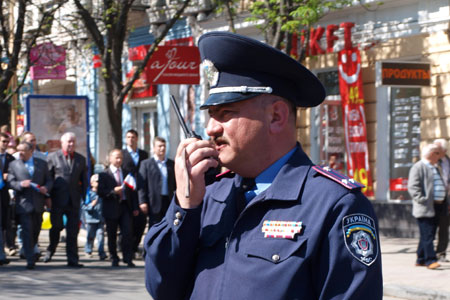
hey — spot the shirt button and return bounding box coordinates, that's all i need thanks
[175,212,182,220]
[173,219,180,226]
[272,254,280,263]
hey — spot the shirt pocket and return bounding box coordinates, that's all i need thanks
[243,236,307,264]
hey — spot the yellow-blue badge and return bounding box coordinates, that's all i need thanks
[342,214,378,266]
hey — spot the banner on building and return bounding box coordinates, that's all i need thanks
[145,46,200,85]
[338,48,374,196]
[30,42,66,80]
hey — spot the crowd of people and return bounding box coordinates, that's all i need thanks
[0,129,175,270]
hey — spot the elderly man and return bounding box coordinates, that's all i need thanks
[433,139,450,262]
[144,32,382,300]
[408,143,446,270]
[7,142,52,269]
[44,132,87,267]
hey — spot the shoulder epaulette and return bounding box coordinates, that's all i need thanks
[312,165,365,190]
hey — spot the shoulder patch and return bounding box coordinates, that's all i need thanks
[312,165,365,190]
[342,214,379,266]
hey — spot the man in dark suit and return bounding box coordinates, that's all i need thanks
[98,149,138,267]
[7,142,52,269]
[138,137,175,225]
[121,129,148,258]
[0,133,16,256]
[44,132,87,267]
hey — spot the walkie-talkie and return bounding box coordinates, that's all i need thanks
[170,95,202,140]
[170,95,221,196]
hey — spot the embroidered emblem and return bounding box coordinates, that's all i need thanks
[342,214,378,266]
[201,59,219,87]
[312,165,365,190]
[262,220,302,239]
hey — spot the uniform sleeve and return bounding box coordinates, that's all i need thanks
[144,198,203,300]
[313,192,383,300]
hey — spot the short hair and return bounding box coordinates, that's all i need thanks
[61,132,76,142]
[126,129,138,137]
[154,136,166,145]
[21,131,35,139]
[18,141,33,151]
[0,132,9,139]
[108,148,122,157]
[434,139,448,151]
[90,173,99,183]
[421,143,440,159]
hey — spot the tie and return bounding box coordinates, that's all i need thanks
[66,155,72,168]
[236,178,256,215]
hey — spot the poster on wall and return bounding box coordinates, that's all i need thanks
[389,88,421,200]
[26,95,89,160]
[337,47,374,196]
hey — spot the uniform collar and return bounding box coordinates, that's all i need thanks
[210,143,312,203]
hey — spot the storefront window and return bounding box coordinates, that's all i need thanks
[389,88,421,200]
[316,70,347,173]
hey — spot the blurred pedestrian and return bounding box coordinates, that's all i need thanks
[138,137,175,226]
[0,133,16,256]
[98,149,137,267]
[7,142,52,269]
[121,129,148,259]
[408,143,445,269]
[82,174,107,260]
[433,138,449,262]
[13,131,46,161]
[44,132,87,268]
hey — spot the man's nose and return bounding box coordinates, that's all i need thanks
[206,118,222,137]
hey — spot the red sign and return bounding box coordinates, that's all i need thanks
[338,48,374,197]
[389,178,408,191]
[125,67,157,100]
[145,46,200,85]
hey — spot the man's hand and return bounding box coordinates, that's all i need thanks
[3,173,7,180]
[20,179,31,188]
[175,138,218,209]
[114,185,123,195]
[140,203,148,215]
[39,186,48,195]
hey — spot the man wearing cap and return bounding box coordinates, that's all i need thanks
[144,32,382,299]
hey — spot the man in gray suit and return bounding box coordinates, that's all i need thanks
[44,132,87,267]
[7,142,52,269]
[408,143,447,270]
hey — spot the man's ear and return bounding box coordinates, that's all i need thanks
[268,100,290,134]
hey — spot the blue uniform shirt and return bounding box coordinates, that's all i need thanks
[144,144,382,300]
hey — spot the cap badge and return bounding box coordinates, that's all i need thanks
[201,59,219,87]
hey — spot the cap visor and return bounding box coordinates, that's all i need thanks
[200,92,260,110]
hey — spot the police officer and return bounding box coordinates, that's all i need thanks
[144,31,382,300]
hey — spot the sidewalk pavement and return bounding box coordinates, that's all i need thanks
[381,236,450,300]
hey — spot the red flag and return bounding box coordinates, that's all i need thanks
[93,54,102,68]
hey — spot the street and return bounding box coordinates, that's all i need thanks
[0,229,151,300]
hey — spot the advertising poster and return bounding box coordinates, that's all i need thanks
[338,47,374,196]
[26,95,89,159]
